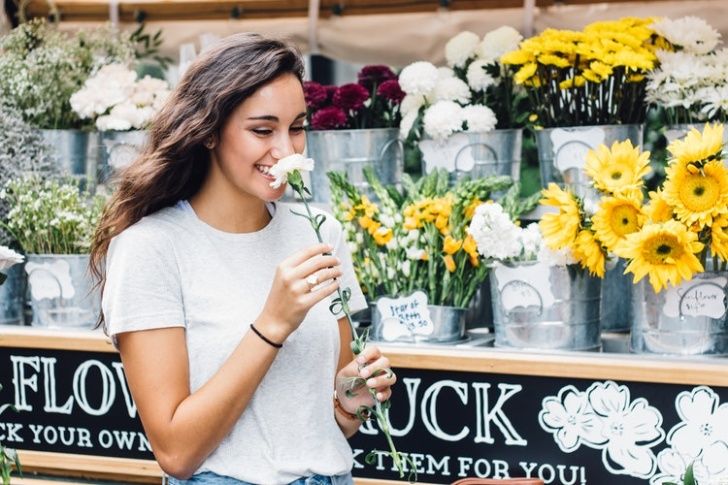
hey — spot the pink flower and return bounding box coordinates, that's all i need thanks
[303,81,329,109]
[377,79,405,104]
[310,106,347,130]
[357,65,396,91]
[332,83,370,111]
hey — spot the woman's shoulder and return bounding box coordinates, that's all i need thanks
[110,203,187,255]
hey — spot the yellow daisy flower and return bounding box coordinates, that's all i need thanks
[572,230,606,278]
[592,196,645,256]
[584,140,651,199]
[539,183,581,250]
[663,160,728,227]
[622,220,704,292]
[711,215,728,262]
[667,123,724,169]
[644,190,674,223]
[372,227,393,246]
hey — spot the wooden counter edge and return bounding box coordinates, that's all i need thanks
[16,450,162,483]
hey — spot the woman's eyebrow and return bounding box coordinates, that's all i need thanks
[247,112,306,121]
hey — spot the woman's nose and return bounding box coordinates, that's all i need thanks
[271,136,295,160]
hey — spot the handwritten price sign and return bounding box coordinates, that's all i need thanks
[375,291,434,341]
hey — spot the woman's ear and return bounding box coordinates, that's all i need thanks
[204,136,217,149]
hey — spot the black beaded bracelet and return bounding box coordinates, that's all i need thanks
[249,324,283,349]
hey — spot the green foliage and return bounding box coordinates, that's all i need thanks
[130,22,173,72]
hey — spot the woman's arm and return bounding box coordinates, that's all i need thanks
[118,243,342,479]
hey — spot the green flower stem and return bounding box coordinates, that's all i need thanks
[287,173,406,479]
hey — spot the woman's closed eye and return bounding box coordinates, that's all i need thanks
[251,126,305,136]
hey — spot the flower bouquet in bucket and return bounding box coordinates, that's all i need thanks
[619,123,728,355]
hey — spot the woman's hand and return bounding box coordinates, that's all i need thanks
[256,242,342,343]
[336,346,397,416]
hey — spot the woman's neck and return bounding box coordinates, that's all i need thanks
[189,172,271,234]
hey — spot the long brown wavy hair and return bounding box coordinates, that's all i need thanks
[90,33,305,326]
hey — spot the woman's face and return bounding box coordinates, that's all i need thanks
[211,73,307,201]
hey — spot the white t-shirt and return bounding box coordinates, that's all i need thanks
[102,200,367,484]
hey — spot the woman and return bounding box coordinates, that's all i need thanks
[90,33,396,485]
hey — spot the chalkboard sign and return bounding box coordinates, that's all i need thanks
[350,368,728,484]
[1,332,727,485]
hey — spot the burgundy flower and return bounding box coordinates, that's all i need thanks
[310,106,347,130]
[332,83,370,111]
[303,81,329,109]
[357,65,396,91]
[323,85,337,101]
[377,79,405,104]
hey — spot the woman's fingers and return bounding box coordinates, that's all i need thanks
[292,254,341,280]
[282,243,332,268]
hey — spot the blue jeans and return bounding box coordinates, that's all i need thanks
[167,471,354,485]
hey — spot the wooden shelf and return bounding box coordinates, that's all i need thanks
[22,0,667,22]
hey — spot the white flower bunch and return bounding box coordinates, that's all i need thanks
[652,16,721,55]
[445,31,481,68]
[646,18,727,123]
[398,61,439,97]
[476,26,523,64]
[468,202,574,266]
[70,63,171,131]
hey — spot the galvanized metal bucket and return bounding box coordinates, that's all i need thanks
[601,259,633,332]
[420,129,522,185]
[40,129,99,189]
[490,261,602,350]
[630,272,728,356]
[305,128,403,203]
[535,124,643,200]
[371,301,466,343]
[0,264,25,325]
[25,254,100,329]
[97,130,147,183]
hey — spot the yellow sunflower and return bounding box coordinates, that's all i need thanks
[711,215,728,263]
[591,196,645,256]
[644,190,673,223]
[622,220,704,292]
[667,123,724,169]
[572,229,606,277]
[539,183,581,250]
[663,160,728,227]
[584,140,651,198]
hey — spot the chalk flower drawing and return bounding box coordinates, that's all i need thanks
[540,380,664,480]
[651,386,728,485]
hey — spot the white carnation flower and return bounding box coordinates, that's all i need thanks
[652,16,721,55]
[268,153,314,189]
[445,31,480,68]
[468,202,521,260]
[400,94,425,116]
[466,59,496,92]
[519,223,542,260]
[399,109,419,139]
[477,26,523,63]
[399,61,439,96]
[462,105,497,133]
[538,245,576,267]
[423,101,464,141]
[433,77,471,104]
[96,114,132,131]
[0,245,24,272]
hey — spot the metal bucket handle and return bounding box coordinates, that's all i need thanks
[678,281,727,319]
[378,138,404,164]
[552,140,593,178]
[499,280,544,318]
[454,142,499,172]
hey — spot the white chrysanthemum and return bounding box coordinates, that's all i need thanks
[399,109,419,139]
[538,245,576,267]
[96,114,132,131]
[652,16,721,55]
[445,31,480,68]
[268,153,314,189]
[437,67,455,80]
[462,105,497,133]
[477,26,523,63]
[468,202,521,260]
[701,85,728,119]
[0,245,24,272]
[423,101,464,141]
[400,94,425,116]
[433,77,471,104]
[399,61,439,96]
[519,223,542,260]
[466,59,496,92]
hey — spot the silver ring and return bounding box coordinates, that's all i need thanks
[306,274,319,287]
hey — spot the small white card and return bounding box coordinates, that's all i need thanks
[493,262,555,315]
[375,291,434,341]
[663,276,727,319]
[550,127,606,173]
[25,259,76,301]
[419,133,473,173]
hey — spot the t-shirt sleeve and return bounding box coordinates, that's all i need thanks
[102,226,186,348]
[328,215,368,315]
